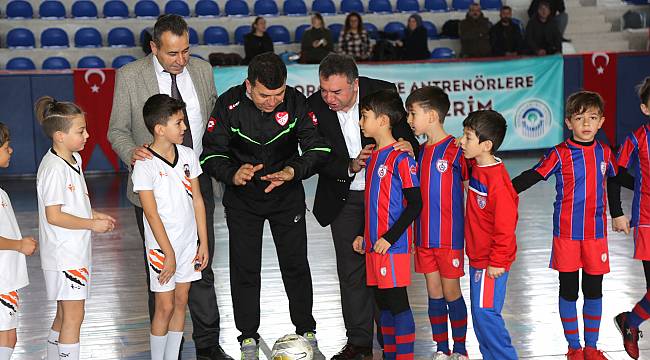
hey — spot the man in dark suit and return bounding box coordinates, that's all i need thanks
[307,54,418,360]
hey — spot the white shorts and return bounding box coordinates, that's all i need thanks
[147,241,201,293]
[44,268,90,301]
[0,291,19,331]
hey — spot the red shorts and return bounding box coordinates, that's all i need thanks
[550,237,610,275]
[634,226,650,260]
[414,247,464,279]
[366,252,411,289]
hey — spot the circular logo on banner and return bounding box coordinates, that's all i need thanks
[514,100,552,139]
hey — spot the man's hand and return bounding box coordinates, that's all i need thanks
[260,166,295,193]
[350,144,375,173]
[393,138,414,157]
[612,216,631,235]
[352,236,365,254]
[537,49,547,56]
[131,145,153,166]
[232,164,264,186]
[373,238,391,255]
[158,251,176,285]
[19,236,37,256]
[487,265,505,279]
[194,244,209,272]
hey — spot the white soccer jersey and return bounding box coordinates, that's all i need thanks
[0,188,28,294]
[37,149,92,271]
[132,145,202,249]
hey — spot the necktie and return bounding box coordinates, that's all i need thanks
[169,72,193,148]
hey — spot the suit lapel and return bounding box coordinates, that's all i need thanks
[141,54,160,99]
[186,60,208,127]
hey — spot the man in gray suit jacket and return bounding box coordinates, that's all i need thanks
[107,14,231,360]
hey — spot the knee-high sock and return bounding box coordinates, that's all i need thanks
[380,310,396,360]
[583,297,602,349]
[393,309,415,360]
[164,331,183,360]
[628,290,650,328]
[58,343,80,360]
[428,297,449,354]
[0,347,14,360]
[150,333,168,360]
[47,329,60,360]
[447,296,468,355]
[559,297,581,350]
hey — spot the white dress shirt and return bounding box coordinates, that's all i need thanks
[336,92,365,191]
[153,56,204,158]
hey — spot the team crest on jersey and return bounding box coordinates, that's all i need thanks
[377,165,388,178]
[63,268,89,290]
[436,159,449,173]
[207,117,217,133]
[1,200,6,208]
[148,249,165,275]
[601,253,607,262]
[0,291,18,314]
[410,165,417,175]
[67,184,76,192]
[380,267,387,276]
[183,164,190,178]
[275,111,289,126]
[159,171,168,178]
[228,101,240,110]
[477,195,487,209]
[452,258,460,268]
[474,270,482,283]
[308,111,318,126]
[600,161,607,176]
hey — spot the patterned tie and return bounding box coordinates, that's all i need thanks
[169,72,193,148]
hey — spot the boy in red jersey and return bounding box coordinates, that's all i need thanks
[512,91,617,360]
[459,110,518,360]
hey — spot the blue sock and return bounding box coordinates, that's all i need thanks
[583,297,602,349]
[628,290,650,328]
[428,298,449,354]
[380,310,396,360]
[393,309,415,360]
[559,297,581,350]
[447,296,468,355]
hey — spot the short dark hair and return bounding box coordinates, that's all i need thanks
[565,91,604,118]
[462,110,507,154]
[318,53,358,84]
[360,89,405,127]
[637,77,650,106]
[143,94,186,135]
[0,122,9,147]
[501,5,512,11]
[247,52,287,89]
[405,86,450,123]
[153,14,188,48]
[34,96,84,139]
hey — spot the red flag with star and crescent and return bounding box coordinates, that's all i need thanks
[73,68,120,171]
[582,52,617,145]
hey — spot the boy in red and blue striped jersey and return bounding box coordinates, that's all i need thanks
[352,89,422,360]
[512,91,617,360]
[405,86,468,360]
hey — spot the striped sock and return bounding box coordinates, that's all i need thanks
[394,309,415,360]
[447,296,468,355]
[583,297,602,349]
[381,310,396,360]
[428,297,449,354]
[559,297,581,350]
[627,290,650,328]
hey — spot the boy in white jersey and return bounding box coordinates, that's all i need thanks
[131,94,209,360]
[34,97,116,360]
[0,123,37,360]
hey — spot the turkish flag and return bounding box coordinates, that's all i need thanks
[73,69,120,171]
[583,53,617,145]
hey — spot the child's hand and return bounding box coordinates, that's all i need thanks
[93,211,116,226]
[373,238,391,255]
[194,244,209,272]
[612,216,630,235]
[393,138,414,157]
[159,251,176,285]
[90,219,114,233]
[19,236,37,256]
[352,236,365,254]
[487,266,505,279]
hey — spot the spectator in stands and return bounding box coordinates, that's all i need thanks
[243,16,274,65]
[527,0,568,40]
[490,6,524,56]
[338,12,371,61]
[459,3,492,58]
[525,1,562,55]
[300,13,334,64]
[396,14,430,60]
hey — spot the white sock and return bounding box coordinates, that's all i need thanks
[163,331,183,360]
[0,347,14,360]
[47,330,60,360]
[58,343,80,360]
[150,333,168,360]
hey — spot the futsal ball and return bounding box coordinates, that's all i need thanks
[271,334,313,360]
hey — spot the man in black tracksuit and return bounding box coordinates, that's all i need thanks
[201,53,330,360]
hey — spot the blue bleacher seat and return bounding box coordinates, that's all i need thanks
[480,0,501,10]
[328,23,343,42]
[195,0,219,16]
[311,0,336,14]
[384,21,405,37]
[364,22,378,39]
[189,27,199,45]
[234,25,250,44]
[39,1,65,18]
[283,0,307,15]
[511,17,524,34]
[431,47,455,58]
[103,0,129,18]
[267,25,290,43]
[72,1,97,18]
[425,0,448,11]
[78,56,106,68]
[7,28,35,48]
[204,26,229,45]
[451,0,472,10]
[112,55,136,68]
[422,20,438,39]
[108,27,135,47]
[6,57,36,70]
[254,0,279,15]
[6,1,34,19]
[295,24,310,42]
[135,0,160,17]
[225,0,250,16]
[165,0,190,16]
[624,0,648,4]
[75,27,102,47]
[43,56,71,69]
[341,0,364,13]
[368,0,392,13]
[397,0,419,12]
[41,28,69,48]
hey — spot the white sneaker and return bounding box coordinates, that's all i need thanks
[432,351,450,360]
[449,353,469,360]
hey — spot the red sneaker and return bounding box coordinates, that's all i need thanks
[614,312,642,359]
[566,347,584,360]
[583,347,607,360]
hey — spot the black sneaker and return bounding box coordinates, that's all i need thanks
[197,345,235,360]
[330,343,372,360]
[614,312,642,359]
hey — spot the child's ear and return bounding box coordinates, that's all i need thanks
[154,123,165,137]
[481,139,493,154]
[53,130,65,144]
[429,110,438,124]
[641,103,650,116]
[597,116,605,129]
[379,114,390,126]
[564,117,573,130]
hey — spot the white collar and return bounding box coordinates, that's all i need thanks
[152,55,186,77]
